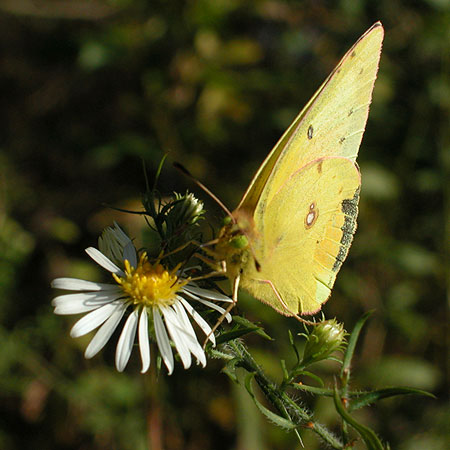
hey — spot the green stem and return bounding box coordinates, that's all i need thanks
[339,311,373,444]
[226,340,343,449]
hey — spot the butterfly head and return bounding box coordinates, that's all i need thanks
[220,215,249,249]
[215,209,261,281]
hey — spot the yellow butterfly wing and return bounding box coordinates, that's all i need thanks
[237,22,383,217]
[239,157,360,315]
[225,23,383,315]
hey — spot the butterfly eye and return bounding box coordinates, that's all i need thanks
[230,234,248,249]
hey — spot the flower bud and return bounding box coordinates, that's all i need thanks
[170,192,204,226]
[302,319,346,365]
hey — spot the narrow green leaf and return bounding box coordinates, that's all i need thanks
[222,358,241,383]
[288,329,295,345]
[233,316,273,340]
[215,327,258,344]
[293,383,334,396]
[153,153,168,192]
[341,310,374,376]
[333,386,385,450]
[349,387,436,411]
[290,370,325,388]
[280,359,290,380]
[288,329,301,364]
[244,373,298,431]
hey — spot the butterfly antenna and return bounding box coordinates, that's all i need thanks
[174,162,235,221]
[175,162,261,270]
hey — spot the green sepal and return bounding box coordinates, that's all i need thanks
[333,385,385,450]
[348,387,436,412]
[244,373,298,431]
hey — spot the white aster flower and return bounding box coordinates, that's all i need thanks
[51,223,232,374]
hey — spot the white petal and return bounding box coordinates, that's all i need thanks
[123,242,138,268]
[52,291,121,315]
[70,301,124,337]
[161,306,195,369]
[112,222,133,247]
[183,285,233,302]
[51,278,119,292]
[153,307,174,374]
[172,301,200,342]
[52,291,118,307]
[84,303,127,359]
[172,301,206,367]
[115,309,139,372]
[194,298,233,323]
[85,247,124,276]
[178,297,215,346]
[99,224,128,263]
[138,309,150,373]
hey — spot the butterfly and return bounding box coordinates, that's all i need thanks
[196,23,384,319]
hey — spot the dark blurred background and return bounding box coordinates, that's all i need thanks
[0,1,448,449]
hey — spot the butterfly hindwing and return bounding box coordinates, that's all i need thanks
[240,157,360,315]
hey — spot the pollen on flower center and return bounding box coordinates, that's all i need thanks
[113,253,187,307]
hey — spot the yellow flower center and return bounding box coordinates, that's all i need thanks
[113,253,187,307]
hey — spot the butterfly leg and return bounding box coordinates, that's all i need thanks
[174,250,238,346]
[152,239,203,262]
[202,273,240,348]
[256,278,318,326]
[188,251,225,275]
[152,236,222,263]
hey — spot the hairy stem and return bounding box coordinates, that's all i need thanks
[226,339,343,449]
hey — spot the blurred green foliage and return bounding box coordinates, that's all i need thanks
[0,0,448,449]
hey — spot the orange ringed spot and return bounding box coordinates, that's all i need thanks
[305,202,318,229]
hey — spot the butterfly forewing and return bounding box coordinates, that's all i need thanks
[238,22,383,221]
